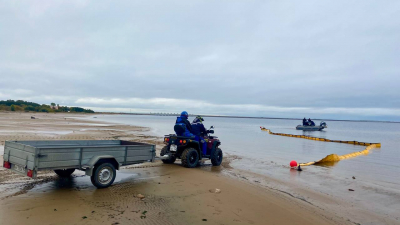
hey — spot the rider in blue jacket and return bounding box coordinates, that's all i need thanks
[191,116,207,155]
[174,111,194,137]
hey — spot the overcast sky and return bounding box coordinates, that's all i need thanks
[1,1,399,120]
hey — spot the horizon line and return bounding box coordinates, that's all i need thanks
[98,112,400,124]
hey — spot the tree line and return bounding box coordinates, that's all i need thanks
[0,100,95,113]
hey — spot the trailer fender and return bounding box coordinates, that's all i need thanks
[85,155,120,176]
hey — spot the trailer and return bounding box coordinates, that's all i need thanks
[2,140,155,188]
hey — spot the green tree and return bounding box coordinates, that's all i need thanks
[24,106,35,111]
[70,107,84,112]
[10,105,15,111]
[84,109,95,113]
[13,105,23,111]
[58,106,70,112]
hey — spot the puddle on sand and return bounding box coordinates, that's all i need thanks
[0,170,147,200]
[28,171,144,194]
[198,161,225,173]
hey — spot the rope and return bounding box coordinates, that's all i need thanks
[260,127,381,166]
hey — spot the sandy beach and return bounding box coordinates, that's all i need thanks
[0,112,354,225]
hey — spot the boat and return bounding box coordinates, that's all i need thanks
[296,121,327,131]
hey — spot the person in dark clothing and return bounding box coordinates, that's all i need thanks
[191,116,207,136]
[174,111,194,137]
[303,118,307,126]
[191,116,207,155]
[308,118,315,126]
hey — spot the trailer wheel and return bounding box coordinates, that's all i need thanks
[160,146,176,164]
[211,148,223,166]
[54,169,75,177]
[181,148,199,168]
[91,163,116,188]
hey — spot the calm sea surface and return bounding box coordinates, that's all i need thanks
[90,114,400,223]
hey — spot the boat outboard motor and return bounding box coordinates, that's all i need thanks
[320,121,327,128]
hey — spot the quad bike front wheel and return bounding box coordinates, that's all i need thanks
[181,148,199,168]
[160,146,176,164]
[211,148,223,166]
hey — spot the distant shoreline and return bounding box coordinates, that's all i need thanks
[97,112,400,124]
[2,110,398,123]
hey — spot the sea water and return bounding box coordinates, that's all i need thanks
[90,114,400,223]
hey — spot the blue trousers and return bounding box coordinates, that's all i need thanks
[195,136,207,155]
[177,131,194,137]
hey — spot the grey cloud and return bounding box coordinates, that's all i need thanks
[1,0,400,120]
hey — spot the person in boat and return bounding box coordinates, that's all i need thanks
[174,111,194,137]
[303,118,307,126]
[191,115,207,155]
[308,118,315,126]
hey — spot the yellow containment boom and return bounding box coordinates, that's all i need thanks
[260,127,381,166]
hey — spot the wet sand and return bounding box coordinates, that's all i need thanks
[0,112,352,225]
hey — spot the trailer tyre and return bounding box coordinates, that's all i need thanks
[160,146,176,164]
[91,163,116,188]
[211,148,223,166]
[54,169,75,177]
[181,148,199,168]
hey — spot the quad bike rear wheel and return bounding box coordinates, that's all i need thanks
[211,148,223,166]
[181,148,199,168]
[160,146,176,164]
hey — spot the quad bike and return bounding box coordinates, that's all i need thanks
[160,126,223,168]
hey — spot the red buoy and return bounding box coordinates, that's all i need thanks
[290,160,298,167]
